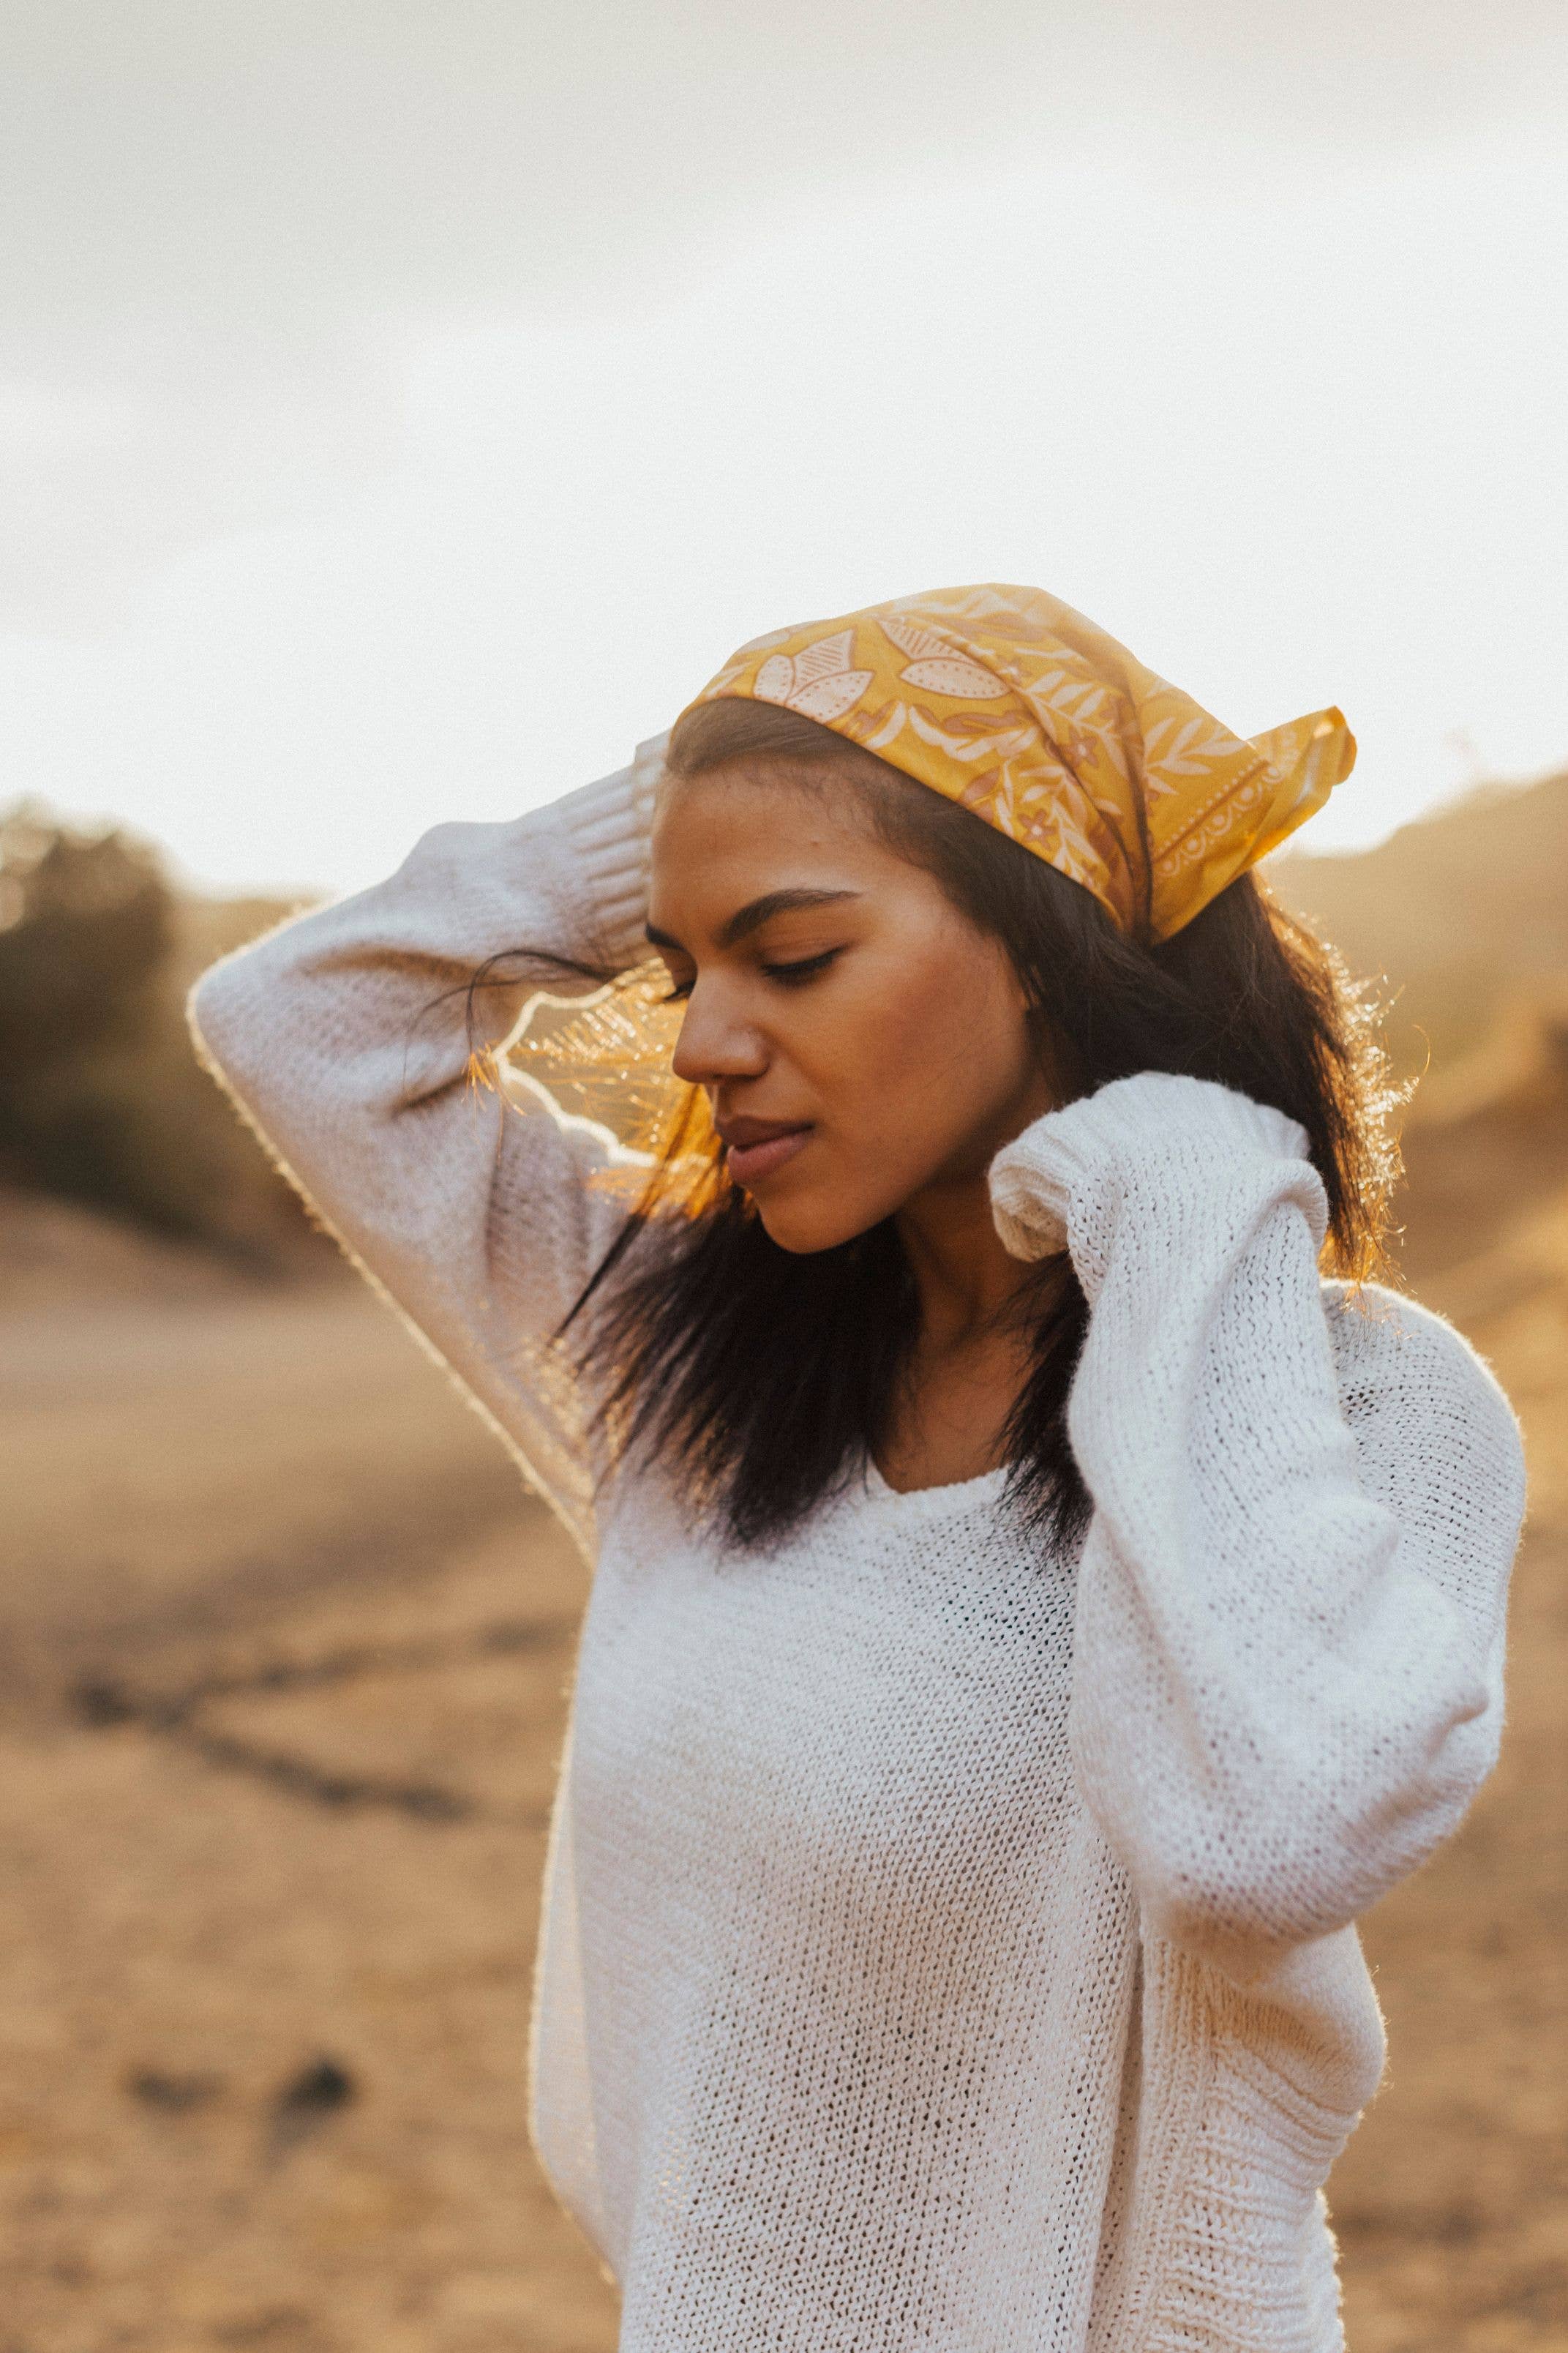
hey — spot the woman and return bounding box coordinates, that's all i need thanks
[191,585,1525,2352]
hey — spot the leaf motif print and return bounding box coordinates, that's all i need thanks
[912,708,1030,749]
[753,654,796,703]
[793,631,861,687]
[905,706,1025,762]
[1142,712,1243,779]
[754,630,873,723]
[879,617,951,663]
[879,616,1005,700]
[1019,674,1133,782]
[790,670,875,723]
[858,700,912,753]
[1035,674,1107,718]
[901,658,1007,699]
[959,768,1010,820]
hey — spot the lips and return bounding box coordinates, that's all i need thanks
[716,1117,814,1189]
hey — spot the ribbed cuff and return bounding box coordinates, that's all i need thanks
[551,731,665,970]
[989,1140,1072,1265]
[989,1072,1323,1277]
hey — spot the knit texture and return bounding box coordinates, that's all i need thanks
[190,766,1526,2353]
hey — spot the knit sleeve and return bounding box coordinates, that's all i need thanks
[989,1071,1526,1982]
[187,738,666,1546]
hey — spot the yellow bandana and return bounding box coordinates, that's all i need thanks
[683,583,1354,941]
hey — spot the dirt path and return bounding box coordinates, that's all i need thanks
[1,1274,617,2353]
[1,1173,1563,2351]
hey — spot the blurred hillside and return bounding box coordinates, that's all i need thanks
[1270,763,1568,1082]
[0,804,323,1271]
[1272,765,1568,1312]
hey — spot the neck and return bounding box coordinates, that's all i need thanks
[895,1168,1040,1350]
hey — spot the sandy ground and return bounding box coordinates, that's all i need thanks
[1,1122,1564,2352]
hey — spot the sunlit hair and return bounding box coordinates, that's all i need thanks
[546,701,1400,1550]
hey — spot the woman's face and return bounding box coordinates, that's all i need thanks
[646,763,1056,1254]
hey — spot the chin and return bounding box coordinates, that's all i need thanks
[751,1186,889,1257]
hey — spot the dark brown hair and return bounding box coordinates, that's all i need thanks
[563,700,1398,1551]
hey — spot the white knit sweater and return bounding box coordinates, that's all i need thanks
[190,755,1526,2353]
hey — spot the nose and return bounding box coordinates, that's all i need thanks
[670,977,768,1088]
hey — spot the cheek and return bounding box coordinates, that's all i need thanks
[810,948,1026,1150]
[750,951,1030,1250]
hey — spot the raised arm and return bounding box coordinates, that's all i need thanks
[188,741,665,1542]
[990,1072,1526,1981]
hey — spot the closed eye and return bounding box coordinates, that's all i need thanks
[659,946,844,1003]
[762,948,842,987]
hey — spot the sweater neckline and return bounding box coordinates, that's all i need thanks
[858,1455,1012,1523]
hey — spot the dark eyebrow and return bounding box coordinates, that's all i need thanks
[646,888,861,957]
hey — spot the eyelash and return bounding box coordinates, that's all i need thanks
[659,948,842,1004]
[764,949,841,988]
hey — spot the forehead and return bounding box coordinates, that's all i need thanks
[648,766,898,916]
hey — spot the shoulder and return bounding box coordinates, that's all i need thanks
[1321,1280,1526,1610]
[1321,1279,1518,1434]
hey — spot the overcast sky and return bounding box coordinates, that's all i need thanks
[2,2,1566,890]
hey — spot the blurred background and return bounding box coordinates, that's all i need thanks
[1,6,1565,2349]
